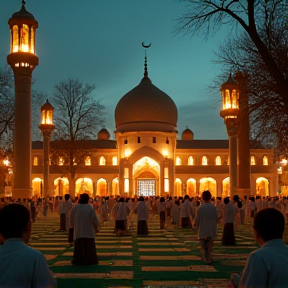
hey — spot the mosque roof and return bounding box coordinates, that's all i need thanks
[98,128,110,140]
[115,76,178,133]
[176,139,264,149]
[32,140,117,150]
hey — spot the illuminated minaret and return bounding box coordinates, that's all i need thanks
[7,1,39,199]
[220,74,240,197]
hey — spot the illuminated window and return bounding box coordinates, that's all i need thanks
[112,156,117,166]
[99,156,106,166]
[12,25,19,52]
[176,157,181,165]
[188,156,194,165]
[30,27,35,53]
[59,157,64,166]
[20,24,29,52]
[215,156,221,166]
[33,157,38,166]
[164,167,169,193]
[202,156,208,165]
[124,168,129,193]
[85,156,91,166]
[263,156,268,166]
[251,156,256,165]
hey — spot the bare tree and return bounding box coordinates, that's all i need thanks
[178,0,288,152]
[51,78,105,196]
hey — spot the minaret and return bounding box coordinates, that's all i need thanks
[7,1,39,199]
[220,74,240,197]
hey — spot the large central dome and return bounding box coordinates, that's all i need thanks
[115,76,178,132]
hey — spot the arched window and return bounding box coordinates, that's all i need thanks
[202,156,208,165]
[99,156,106,166]
[215,156,221,166]
[33,156,38,166]
[263,156,268,166]
[59,157,64,166]
[251,156,256,165]
[176,157,181,165]
[188,156,194,165]
[112,156,117,166]
[85,156,91,166]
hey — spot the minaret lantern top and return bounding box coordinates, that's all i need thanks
[8,1,38,55]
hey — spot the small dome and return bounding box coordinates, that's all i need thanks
[220,73,239,91]
[12,3,35,19]
[98,128,110,140]
[182,128,194,140]
[41,99,54,111]
[115,77,177,132]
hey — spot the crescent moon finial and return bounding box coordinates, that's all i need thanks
[142,42,151,49]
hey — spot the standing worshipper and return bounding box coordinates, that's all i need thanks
[180,195,194,228]
[134,196,149,235]
[157,197,166,229]
[238,208,288,288]
[30,197,37,222]
[69,193,99,265]
[195,190,218,263]
[171,199,181,225]
[112,197,128,236]
[222,196,238,245]
[0,204,56,288]
[59,194,73,231]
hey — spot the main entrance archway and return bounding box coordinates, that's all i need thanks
[133,157,160,196]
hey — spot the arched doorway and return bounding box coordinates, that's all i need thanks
[112,178,119,195]
[187,178,196,197]
[133,157,160,196]
[76,178,93,197]
[97,178,107,197]
[175,178,182,197]
[53,177,69,197]
[200,177,217,197]
[32,178,42,197]
[222,177,230,197]
[256,177,269,197]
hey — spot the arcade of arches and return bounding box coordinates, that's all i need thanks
[31,174,270,198]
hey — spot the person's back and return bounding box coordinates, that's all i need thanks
[0,204,56,288]
[239,208,288,288]
[196,201,218,239]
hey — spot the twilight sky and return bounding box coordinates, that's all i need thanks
[0,0,232,140]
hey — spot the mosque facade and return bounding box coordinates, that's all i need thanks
[28,70,278,199]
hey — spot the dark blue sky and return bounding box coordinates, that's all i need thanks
[0,0,231,140]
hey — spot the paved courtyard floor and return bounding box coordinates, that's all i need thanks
[29,212,286,288]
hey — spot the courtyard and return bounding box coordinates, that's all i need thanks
[28,213,283,288]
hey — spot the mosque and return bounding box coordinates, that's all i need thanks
[27,58,278,200]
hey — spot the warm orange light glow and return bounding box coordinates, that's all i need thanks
[215,156,221,166]
[223,89,239,110]
[164,179,169,193]
[124,179,129,193]
[112,156,117,165]
[263,156,268,166]
[163,150,168,158]
[11,24,36,54]
[85,156,91,166]
[251,156,256,165]
[99,156,106,165]
[124,149,131,158]
[202,156,208,165]
[3,159,9,166]
[41,110,53,125]
[176,157,181,165]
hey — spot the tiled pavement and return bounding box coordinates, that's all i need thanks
[30,213,264,288]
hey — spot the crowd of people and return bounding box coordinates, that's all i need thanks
[1,192,288,287]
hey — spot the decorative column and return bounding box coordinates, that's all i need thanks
[234,71,251,199]
[39,100,55,198]
[7,1,39,199]
[220,74,240,197]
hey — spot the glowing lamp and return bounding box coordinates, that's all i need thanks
[220,74,240,136]
[163,150,168,158]
[7,1,39,69]
[124,149,131,159]
[3,159,10,166]
[220,74,239,119]
[40,99,55,127]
